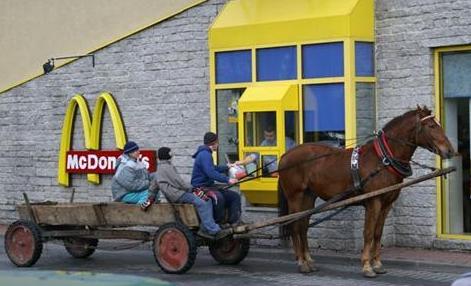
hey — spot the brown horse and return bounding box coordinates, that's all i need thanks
[278,106,455,277]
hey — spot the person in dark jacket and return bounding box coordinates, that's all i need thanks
[111,141,158,210]
[155,147,228,238]
[191,132,241,224]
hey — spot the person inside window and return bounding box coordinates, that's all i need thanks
[111,141,159,210]
[236,126,296,175]
[191,132,241,226]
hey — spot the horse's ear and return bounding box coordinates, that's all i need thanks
[416,104,422,111]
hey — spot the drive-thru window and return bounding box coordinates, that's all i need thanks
[209,0,375,205]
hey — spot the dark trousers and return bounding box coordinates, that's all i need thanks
[212,190,241,224]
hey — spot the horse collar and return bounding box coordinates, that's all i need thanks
[373,130,412,178]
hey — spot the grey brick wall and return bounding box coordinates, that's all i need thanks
[0,0,227,222]
[2,0,470,252]
[376,0,471,248]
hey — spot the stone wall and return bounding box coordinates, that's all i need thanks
[0,0,227,222]
[3,0,471,251]
[376,0,471,248]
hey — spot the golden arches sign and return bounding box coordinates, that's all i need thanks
[57,92,126,186]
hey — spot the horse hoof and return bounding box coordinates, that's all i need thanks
[307,261,319,272]
[363,269,377,278]
[373,265,387,274]
[298,264,313,273]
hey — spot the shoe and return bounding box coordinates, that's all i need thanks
[215,228,233,240]
[197,229,216,240]
[220,223,231,229]
[140,197,154,211]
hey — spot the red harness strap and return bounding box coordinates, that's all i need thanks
[373,132,406,178]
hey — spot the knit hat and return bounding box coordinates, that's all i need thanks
[204,132,218,145]
[123,141,139,154]
[157,147,172,160]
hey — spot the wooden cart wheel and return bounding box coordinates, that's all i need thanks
[153,223,197,274]
[209,237,250,265]
[64,237,98,258]
[4,220,43,267]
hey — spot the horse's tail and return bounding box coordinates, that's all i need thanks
[278,180,290,240]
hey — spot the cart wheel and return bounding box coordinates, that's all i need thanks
[4,220,43,267]
[209,237,250,265]
[153,222,197,274]
[64,237,98,258]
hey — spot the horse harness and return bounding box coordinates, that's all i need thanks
[373,130,412,178]
[350,129,414,194]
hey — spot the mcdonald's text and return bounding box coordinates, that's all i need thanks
[66,150,156,174]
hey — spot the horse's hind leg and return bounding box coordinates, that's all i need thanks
[301,193,317,271]
[371,202,394,274]
[300,216,317,272]
[288,191,313,273]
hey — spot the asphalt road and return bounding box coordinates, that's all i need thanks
[0,237,466,286]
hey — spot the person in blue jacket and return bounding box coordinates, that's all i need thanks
[191,132,240,225]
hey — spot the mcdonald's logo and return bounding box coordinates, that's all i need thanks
[57,92,156,186]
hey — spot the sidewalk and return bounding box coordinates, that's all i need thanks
[1,223,470,269]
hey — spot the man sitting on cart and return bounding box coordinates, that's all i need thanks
[154,147,230,239]
[111,141,159,210]
[191,132,241,226]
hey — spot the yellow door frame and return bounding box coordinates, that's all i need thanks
[434,45,471,241]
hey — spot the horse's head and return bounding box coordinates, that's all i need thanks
[415,105,455,159]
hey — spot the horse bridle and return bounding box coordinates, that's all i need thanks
[415,114,442,155]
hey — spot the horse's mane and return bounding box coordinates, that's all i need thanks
[382,109,419,131]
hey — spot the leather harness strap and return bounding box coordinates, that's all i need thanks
[350,146,363,193]
[373,130,412,178]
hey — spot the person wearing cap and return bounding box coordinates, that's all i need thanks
[154,147,229,239]
[111,141,158,210]
[191,132,241,225]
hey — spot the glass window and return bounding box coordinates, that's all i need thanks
[243,152,259,177]
[440,50,471,234]
[244,111,276,146]
[216,89,245,164]
[285,111,299,150]
[261,154,278,177]
[356,83,376,143]
[303,83,345,146]
[443,52,471,98]
[302,42,344,78]
[215,50,251,84]
[256,46,296,81]
[355,42,374,77]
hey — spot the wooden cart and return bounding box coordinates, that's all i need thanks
[4,167,454,274]
[4,200,250,274]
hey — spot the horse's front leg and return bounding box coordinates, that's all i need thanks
[371,202,394,274]
[361,199,382,278]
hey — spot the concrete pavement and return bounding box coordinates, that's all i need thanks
[1,222,470,286]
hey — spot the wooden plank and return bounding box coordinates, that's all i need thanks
[17,203,100,226]
[101,203,200,227]
[17,202,199,228]
[42,229,151,241]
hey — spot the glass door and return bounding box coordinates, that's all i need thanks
[441,50,471,234]
[216,88,245,164]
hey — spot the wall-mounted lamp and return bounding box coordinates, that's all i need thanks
[43,54,95,74]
